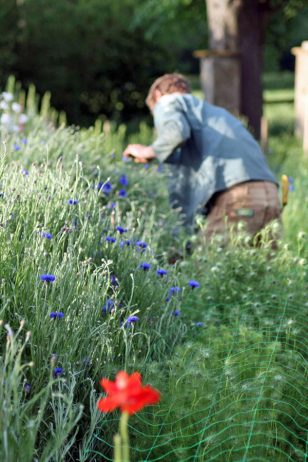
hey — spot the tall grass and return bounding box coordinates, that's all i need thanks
[0,75,307,461]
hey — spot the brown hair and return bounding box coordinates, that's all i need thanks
[146,73,191,109]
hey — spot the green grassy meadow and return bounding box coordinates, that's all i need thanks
[0,74,307,461]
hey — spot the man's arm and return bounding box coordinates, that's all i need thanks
[122,144,156,163]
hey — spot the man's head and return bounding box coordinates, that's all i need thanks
[146,73,191,111]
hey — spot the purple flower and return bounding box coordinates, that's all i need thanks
[22,138,28,145]
[68,199,78,205]
[50,311,64,319]
[195,322,204,327]
[120,239,131,247]
[169,286,181,296]
[21,168,29,176]
[116,226,128,234]
[105,236,116,243]
[102,299,114,315]
[119,174,128,186]
[14,143,21,151]
[24,383,31,394]
[144,164,149,170]
[166,286,182,302]
[118,189,127,198]
[136,240,148,251]
[156,269,168,277]
[288,176,295,191]
[41,232,52,240]
[139,262,151,271]
[110,274,119,287]
[189,280,200,289]
[40,274,56,283]
[99,181,113,195]
[53,367,63,378]
[157,164,164,173]
[124,315,139,327]
[172,309,181,317]
[107,201,117,209]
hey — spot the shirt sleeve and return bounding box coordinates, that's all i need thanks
[150,98,191,163]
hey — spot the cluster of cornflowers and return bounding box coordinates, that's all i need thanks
[97,174,129,199]
[104,234,149,253]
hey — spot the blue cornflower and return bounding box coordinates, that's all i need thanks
[139,262,151,271]
[50,311,64,319]
[24,382,31,394]
[136,240,148,250]
[68,199,78,205]
[169,286,182,295]
[110,274,119,287]
[166,286,182,302]
[189,280,200,289]
[288,176,295,191]
[21,168,29,176]
[40,274,56,283]
[195,322,204,327]
[144,164,149,170]
[119,174,128,186]
[102,299,114,315]
[120,240,131,247]
[14,143,21,151]
[156,269,168,277]
[107,201,117,209]
[118,189,127,198]
[102,181,113,195]
[172,309,181,317]
[124,315,139,327]
[105,236,116,243]
[21,138,28,145]
[116,226,128,234]
[41,232,52,240]
[157,164,164,173]
[53,367,63,378]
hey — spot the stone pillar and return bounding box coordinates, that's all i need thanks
[193,50,241,116]
[292,41,308,140]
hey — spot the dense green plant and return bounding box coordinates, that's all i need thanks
[0,78,307,461]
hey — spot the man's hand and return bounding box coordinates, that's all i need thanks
[123,144,156,163]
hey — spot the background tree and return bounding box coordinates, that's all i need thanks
[0,0,306,127]
[205,0,305,139]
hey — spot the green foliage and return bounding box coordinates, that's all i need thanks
[0,77,307,461]
[0,0,206,127]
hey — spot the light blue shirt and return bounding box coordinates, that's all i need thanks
[151,93,277,228]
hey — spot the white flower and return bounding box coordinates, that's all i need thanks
[0,101,8,110]
[0,113,11,125]
[19,114,28,124]
[1,92,13,102]
[12,102,22,113]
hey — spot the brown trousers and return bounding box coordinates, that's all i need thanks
[203,181,282,243]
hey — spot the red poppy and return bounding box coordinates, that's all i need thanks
[97,371,160,415]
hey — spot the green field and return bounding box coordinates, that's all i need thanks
[0,74,307,461]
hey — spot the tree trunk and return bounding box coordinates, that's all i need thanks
[206,0,241,51]
[205,0,268,139]
[238,1,267,139]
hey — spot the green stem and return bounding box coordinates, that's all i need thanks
[113,433,122,462]
[119,411,130,462]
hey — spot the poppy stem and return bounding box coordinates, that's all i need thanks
[113,433,121,462]
[119,411,130,462]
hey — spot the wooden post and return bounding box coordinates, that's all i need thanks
[193,49,241,116]
[304,94,308,156]
[292,41,308,139]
